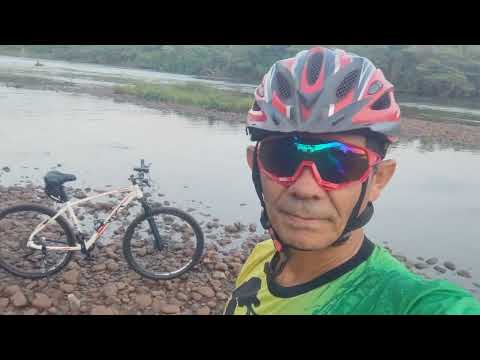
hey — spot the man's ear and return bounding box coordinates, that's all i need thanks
[246,146,255,170]
[369,159,397,202]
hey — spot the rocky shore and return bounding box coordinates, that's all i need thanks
[0,182,478,315]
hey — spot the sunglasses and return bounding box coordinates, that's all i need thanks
[257,135,382,190]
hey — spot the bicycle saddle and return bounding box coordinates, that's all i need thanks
[44,171,77,186]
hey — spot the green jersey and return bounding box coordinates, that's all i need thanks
[225,237,480,315]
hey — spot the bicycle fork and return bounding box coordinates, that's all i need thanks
[142,201,165,251]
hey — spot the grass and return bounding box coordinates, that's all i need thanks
[113,82,252,113]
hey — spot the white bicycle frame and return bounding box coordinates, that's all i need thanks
[26,184,144,252]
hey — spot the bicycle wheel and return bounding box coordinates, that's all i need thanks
[0,204,76,279]
[123,207,204,280]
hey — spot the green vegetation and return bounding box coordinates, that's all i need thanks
[114,82,252,112]
[2,45,480,100]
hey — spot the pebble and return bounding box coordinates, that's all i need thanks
[160,304,181,314]
[444,261,456,271]
[11,291,28,308]
[32,293,53,310]
[90,305,115,315]
[414,263,429,270]
[63,269,80,285]
[196,306,210,315]
[433,265,447,274]
[457,270,472,278]
[67,294,81,314]
[426,257,438,265]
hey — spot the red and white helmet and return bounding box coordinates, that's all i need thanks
[247,47,401,143]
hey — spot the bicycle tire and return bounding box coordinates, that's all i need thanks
[0,203,76,279]
[123,207,204,280]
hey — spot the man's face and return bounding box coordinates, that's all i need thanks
[247,133,396,251]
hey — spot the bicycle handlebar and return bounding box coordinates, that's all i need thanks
[130,159,152,187]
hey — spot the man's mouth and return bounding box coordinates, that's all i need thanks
[279,209,328,228]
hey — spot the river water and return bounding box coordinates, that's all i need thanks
[1,55,479,296]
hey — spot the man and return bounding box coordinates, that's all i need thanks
[225,46,480,315]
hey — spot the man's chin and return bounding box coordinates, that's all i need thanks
[275,228,337,251]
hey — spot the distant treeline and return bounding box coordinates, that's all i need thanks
[2,45,480,99]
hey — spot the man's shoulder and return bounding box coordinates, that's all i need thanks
[365,246,480,314]
[235,239,274,287]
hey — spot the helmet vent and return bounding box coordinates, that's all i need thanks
[371,92,391,110]
[276,72,291,100]
[307,52,324,85]
[336,70,360,100]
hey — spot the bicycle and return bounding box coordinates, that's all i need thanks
[0,160,204,280]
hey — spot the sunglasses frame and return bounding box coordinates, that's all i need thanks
[257,134,382,191]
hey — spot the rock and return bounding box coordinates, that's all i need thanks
[0,298,10,310]
[393,255,407,263]
[32,293,53,310]
[192,293,202,302]
[67,294,81,314]
[433,265,447,274]
[151,290,166,298]
[63,269,80,285]
[60,283,75,293]
[151,299,162,313]
[473,283,480,289]
[230,263,243,274]
[160,304,180,314]
[444,261,456,271]
[106,261,120,272]
[93,264,107,272]
[115,282,127,291]
[426,257,438,265]
[11,291,28,308]
[158,193,165,197]
[457,270,472,278]
[414,263,429,270]
[248,224,257,232]
[46,288,64,301]
[47,307,58,315]
[24,308,38,315]
[74,190,87,199]
[416,257,424,261]
[195,286,215,298]
[163,201,170,206]
[90,305,115,315]
[4,285,22,297]
[135,294,153,309]
[103,284,118,298]
[240,203,247,207]
[215,262,229,272]
[224,225,238,233]
[196,306,210,315]
[216,292,228,301]
[176,292,188,301]
[136,248,147,257]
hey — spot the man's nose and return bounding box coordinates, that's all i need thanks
[287,164,328,200]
